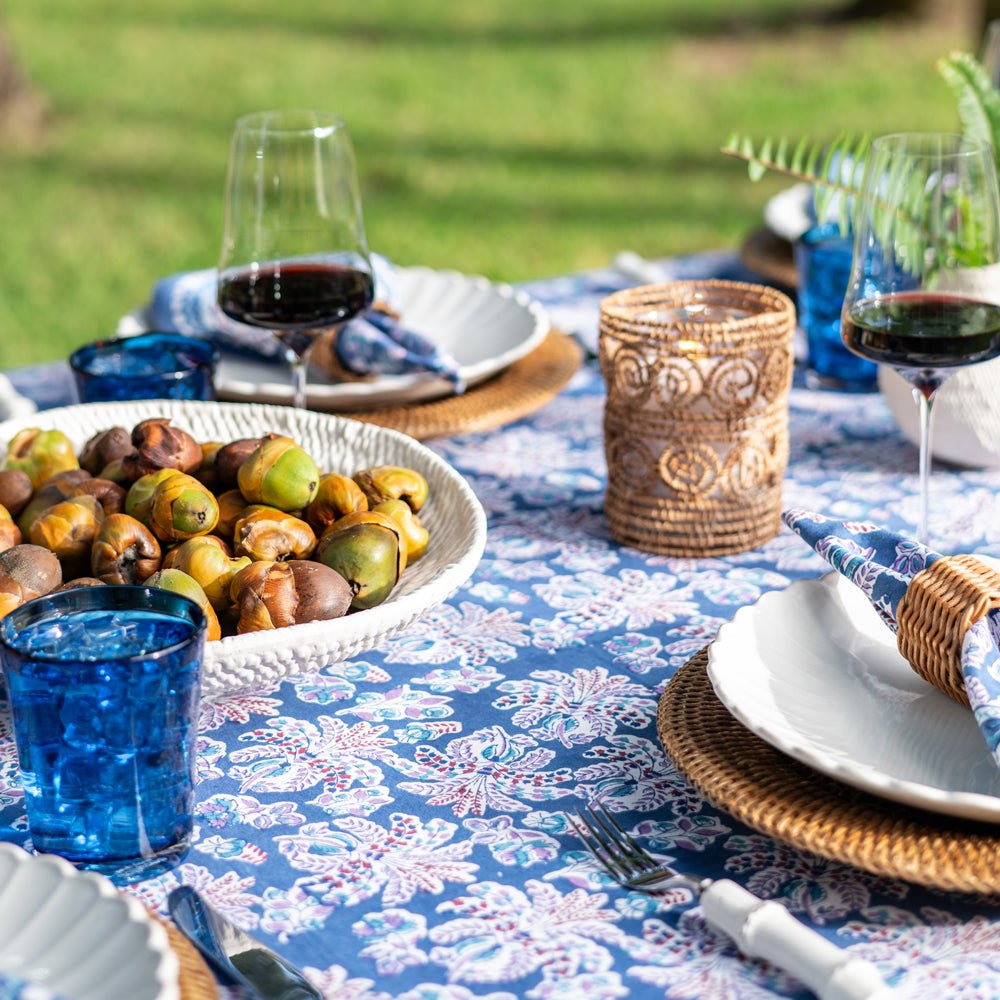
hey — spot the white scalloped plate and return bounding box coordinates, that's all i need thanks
[707,571,1000,822]
[123,266,551,411]
[0,843,177,1000]
[0,400,487,699]
[763,183,813,242]
[0,375,35,422]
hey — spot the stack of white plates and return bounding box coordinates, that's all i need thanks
[707,569,1000,823]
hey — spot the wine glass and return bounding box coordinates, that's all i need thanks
[980,18,1000,90]
[217,110,374,410]
[841,132,1000,544]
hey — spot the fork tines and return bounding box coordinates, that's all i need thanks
[572,800,656,883]
[571,800,702,894]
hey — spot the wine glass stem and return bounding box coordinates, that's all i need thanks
[289,353,309,411]
[914,385,936,546]
[283,331,315,411]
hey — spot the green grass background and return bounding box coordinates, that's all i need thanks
[0,0,979,367]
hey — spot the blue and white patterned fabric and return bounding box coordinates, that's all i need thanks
[4,250,1000,998]
[147,253,465,391]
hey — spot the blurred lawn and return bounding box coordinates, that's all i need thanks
[0,0,979,367]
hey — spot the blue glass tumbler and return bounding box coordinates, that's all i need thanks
[69,331,218,403]
[0,585,206,884]
[794,223,878,391]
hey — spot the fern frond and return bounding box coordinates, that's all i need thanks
[721,56,1000,278]
[721,132,870,194]
[721,132,869,234]
[937,51,1000,157]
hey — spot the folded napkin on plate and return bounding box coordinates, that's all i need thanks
[147,254,465,392]
[783,507,1000,768]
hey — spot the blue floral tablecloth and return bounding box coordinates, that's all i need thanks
[4,251,1000,999]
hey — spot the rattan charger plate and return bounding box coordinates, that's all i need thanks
[658,649,1000,896]
[329,329,583,439]
[739,228,798,290]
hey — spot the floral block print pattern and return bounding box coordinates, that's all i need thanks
[5,253,1000,998]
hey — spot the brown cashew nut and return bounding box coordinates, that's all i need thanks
[0,544,62,616]
[233,506,317,562]
[121,418,203,481]
[230,559,351,633]
[78,427,132,476]
[304,473,368,534]
[91,512,162,584]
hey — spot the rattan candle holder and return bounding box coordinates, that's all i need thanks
[599,279,795,557]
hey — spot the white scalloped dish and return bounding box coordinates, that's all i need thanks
[0,400,487,699]
[763,183,813,243]
[707,571,1000,822]
[146,266,551,411]
[0,375,35,423]
[0,843,177,1000]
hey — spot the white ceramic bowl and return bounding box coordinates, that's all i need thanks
[0,400,487,698]
[0,375,35,423]
[0,843,177,1000]
[879,362,1000,468]
[878,264,1000,468]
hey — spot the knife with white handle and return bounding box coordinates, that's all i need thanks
[701,880,896,1000]
[611,250,667,285]
[168,886,321,1000]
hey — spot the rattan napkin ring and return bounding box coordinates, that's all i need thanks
[310,325,374,383]
[896,553,1000,706]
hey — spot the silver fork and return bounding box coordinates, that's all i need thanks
[572,802,896,1000]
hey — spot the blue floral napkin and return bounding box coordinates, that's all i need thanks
[147,254,465,391]
[0,973,66,1000]
[783,508,1000,767]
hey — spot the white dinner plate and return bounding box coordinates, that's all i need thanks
[763,182,814,243]
[0,844,177,1000]
[123,266,550,411]
[0,400,487,699]
[0,375,35,422]
[707,571,1000,822]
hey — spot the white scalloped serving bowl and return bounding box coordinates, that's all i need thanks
[0,400,487,699]
[0,843,177,1000]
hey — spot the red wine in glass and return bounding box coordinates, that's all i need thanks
[842,292,1000,396]
[218,261,375,355]
[840,132,1000,545]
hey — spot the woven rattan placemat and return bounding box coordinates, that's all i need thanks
[153,916,220,1000]
[739,228,797,290]
[657,649,1000,895]
[337,329,583,439]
